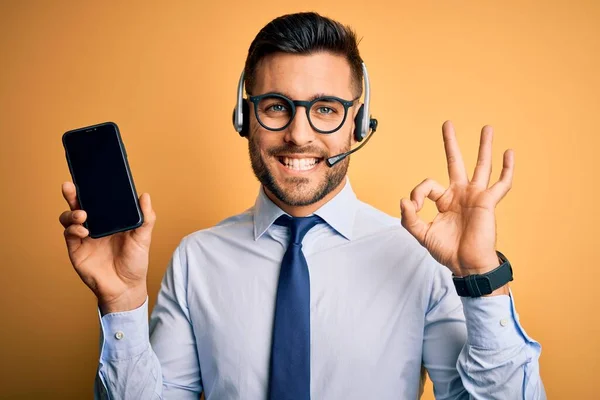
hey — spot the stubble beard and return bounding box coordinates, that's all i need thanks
[248,133,350,207]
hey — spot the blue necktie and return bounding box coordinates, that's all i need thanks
[268,214,321,400]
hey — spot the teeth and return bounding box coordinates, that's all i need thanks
[281,157,318,171]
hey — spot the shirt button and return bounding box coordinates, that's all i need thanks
[500,318,509,327]
[115,331,125,340]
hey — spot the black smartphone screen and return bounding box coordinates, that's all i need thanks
[63,122,143,238]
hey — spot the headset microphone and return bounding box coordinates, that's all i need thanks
[326,118,378,167]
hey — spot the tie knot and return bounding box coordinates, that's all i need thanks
[274,215,322,245]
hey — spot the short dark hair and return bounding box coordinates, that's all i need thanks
[243,12,363,97]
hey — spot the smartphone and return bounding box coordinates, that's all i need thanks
[62,122,143,238]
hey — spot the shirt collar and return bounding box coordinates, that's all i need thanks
[253,177,357,241]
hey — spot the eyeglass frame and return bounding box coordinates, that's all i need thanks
[247,93,360,134]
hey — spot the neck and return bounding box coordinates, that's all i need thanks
[264,178,347,217]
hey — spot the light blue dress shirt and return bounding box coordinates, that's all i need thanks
[95,179,545,399]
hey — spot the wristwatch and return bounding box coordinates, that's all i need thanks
[452,251,514,297]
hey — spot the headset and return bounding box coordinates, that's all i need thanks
[232,62,378,167]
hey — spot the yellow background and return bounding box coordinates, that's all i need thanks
[1,1,598,398]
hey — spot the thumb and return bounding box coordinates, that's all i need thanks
[131,193,156,246]
[400,198,429,245]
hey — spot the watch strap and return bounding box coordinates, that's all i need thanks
[453,251,514,297]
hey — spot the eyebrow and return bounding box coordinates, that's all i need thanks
[268,91,345,101]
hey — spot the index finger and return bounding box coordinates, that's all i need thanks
[61,182,81,211]
[442,120,468,184]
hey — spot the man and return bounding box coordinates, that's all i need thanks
[59,12,545,399]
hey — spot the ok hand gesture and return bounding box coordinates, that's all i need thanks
[400,121,514,283]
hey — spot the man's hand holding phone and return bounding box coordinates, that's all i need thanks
[59,181,156,315]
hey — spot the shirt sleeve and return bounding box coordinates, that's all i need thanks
[94,243,203,400]
[95,298,163,400]
[422,263,546,399]
[457,290,546,399]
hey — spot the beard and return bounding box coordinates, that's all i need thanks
[248,131,351,207]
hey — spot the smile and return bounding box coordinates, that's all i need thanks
[277,156,322,171]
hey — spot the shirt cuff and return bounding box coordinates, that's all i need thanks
[99,297,150,361]
[461,289,532,349]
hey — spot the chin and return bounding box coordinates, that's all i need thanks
[274,179,325,207]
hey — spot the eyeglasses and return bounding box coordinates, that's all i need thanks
[248,93,359,134]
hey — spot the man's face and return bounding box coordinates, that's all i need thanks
[248,52,359,207]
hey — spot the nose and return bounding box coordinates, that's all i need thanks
[283,107,316,147]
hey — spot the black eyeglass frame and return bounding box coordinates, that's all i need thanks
[248,93,359,134]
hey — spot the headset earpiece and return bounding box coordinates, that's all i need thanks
[232,71,248,137]
[233,99,250,137]
[232,100,250,137]
[241,101,250,137]
[353,104,365,142]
